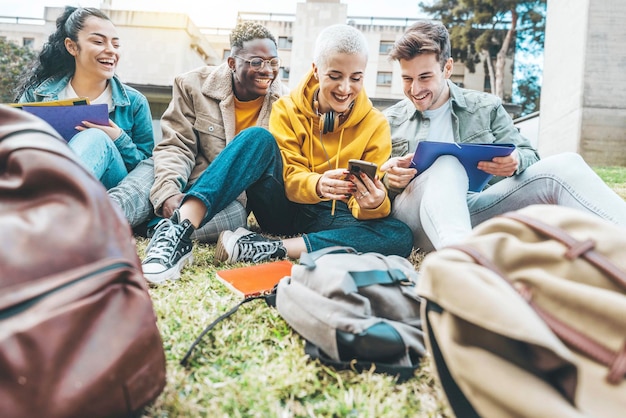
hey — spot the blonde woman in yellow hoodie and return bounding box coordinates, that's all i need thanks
[141,24,412,278]
[214,24,413,263]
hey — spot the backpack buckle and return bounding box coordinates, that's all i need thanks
[389,269,414,285]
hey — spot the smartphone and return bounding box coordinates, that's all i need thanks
[347,159,378,182]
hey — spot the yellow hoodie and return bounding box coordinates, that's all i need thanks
[269,68,392,220]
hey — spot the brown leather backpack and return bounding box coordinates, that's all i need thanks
[0,105,166,418]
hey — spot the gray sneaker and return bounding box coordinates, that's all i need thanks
[142,210,195,284]
[215,227,287,263]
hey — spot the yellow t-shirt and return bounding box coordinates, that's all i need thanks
[234,96,264,134]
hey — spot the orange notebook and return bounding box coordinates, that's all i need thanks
[215,260,293,297]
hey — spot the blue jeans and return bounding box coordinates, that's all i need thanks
[392,152,626,252]
[107,157,248,242]
[69,128,127,189]
[185,127,413,257]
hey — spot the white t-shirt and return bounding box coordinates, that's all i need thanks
[423,99,453,143]
[60,80,113,112]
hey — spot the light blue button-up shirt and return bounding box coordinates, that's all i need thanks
[383,80,539,194]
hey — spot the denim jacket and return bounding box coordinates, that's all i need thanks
[383,80,539,192]
[19,74,153,170]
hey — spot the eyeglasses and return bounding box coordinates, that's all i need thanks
[233,55,281,71]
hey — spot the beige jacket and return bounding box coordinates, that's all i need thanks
[150,62,289,215]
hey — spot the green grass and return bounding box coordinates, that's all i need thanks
[140,166,626,418]
[593,166,626,199]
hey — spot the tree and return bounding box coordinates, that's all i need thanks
[0,39,36,103]
[514,62,541,115]
[420,0,545,106]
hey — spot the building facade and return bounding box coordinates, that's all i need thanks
[1,6,218,118]
[5,1,625,166]
[538,0,626,165]
[1,0,509,119]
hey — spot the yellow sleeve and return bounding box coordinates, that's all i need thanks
[270,98,323,204]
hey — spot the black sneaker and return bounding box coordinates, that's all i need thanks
[215,227,286,263]
[142,210,195,284]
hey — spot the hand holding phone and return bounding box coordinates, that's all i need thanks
[347,159,378,183]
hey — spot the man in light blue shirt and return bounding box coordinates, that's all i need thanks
[381,20,626,252]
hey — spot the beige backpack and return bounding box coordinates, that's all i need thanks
[418,204,626,418]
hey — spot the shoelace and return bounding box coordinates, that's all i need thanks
[238,238,280,263]
[145,220,185,262]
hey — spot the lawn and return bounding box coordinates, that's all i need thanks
[140,166,625,418]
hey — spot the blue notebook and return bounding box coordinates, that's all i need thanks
[22,103,109,142]
[410,141,516,192]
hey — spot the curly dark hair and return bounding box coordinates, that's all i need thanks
[229,21,277,53]
[14,6,110,101]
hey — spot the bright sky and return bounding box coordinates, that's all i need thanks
[0,0,429,28]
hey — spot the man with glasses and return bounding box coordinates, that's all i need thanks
[231,55,281,71]
[118,22,287,283]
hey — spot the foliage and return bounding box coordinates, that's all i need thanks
[0,39,36,103]
[514,61,541,115]
[512,0,546,114]
[420,0,545,111]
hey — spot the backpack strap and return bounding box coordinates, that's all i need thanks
[449,243,626,385]
[299,246,357,269]
[502,212,626,290]
[180,293,273,366]
[348,269,413,287]
[424,300,481,417]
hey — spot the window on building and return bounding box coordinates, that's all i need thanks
[280,66,290,80]
[278,36,292,50]
[23,37,34,48]
[379,41,395,55]
[377,71,392,86]
[484,75,491,93]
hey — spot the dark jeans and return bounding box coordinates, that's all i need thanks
[184,127,413,257]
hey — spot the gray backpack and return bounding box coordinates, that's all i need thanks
[181,247,425,381]
[275,247,426,381]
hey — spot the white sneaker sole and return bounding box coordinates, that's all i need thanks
[143,252,194,285]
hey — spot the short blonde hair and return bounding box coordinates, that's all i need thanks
[313,24,368,66]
